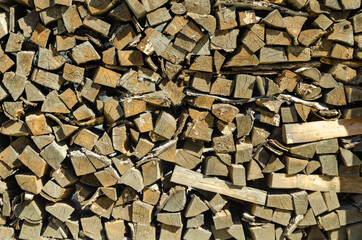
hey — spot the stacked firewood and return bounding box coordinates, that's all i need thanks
[0,0,361,239]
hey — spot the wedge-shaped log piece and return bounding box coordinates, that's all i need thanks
[18,146,48,177]
[224,45,259,67]
[71,41,101,65]
[171,166,267,205]
[70,150,96,176]
[3,72,27,101]
[31,68,63,91]
[46,202,74,222]
[285,156,308,174]
[40,141,68,170]
[184,194,209,218]
[15,174,43,194]
[62,5,82,33]
[119,167,144,192]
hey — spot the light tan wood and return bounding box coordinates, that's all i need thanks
[268,173,362,193]
[171,166,267,205]
[184,194,209,218]
[282,119,362,144]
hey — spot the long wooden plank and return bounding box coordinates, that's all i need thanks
[268,173,362,193]
[170,165,267,205]
[282,119,362,144]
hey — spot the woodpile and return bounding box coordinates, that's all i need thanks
[0,0,361,239]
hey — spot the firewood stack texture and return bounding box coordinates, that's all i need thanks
[0,0,361,239]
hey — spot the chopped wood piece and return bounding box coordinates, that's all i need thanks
[210,29,239,52]
[272,209,292,226]
[187,13,216,34]
[30,24,51,48]
[83,15,111,37]
[263,10,285,29]
[213,209,233,230]
[62,5,82,33]
[15,174,43,194]
[234,74,256,98]
[157,212,182,227]
[328,20,354,46]
[283,119,362,144]
[141,160,162,186]
[298,29,324,46]
[267,193,293,210]
[81,215,103,239]
[204,156,228,176]
[119,168,144,192]
[225,45,259,67]
[291,190,308,215]
[251,127,270,146]
[71,41,101,64]
[268,173,362,193]
[229,164,246,187]
[249,223,275,240]
[172,166,267,205]
[125,0,147,19]
[216,6,237,30]
[63,63,84,84]
[185,194,208,218]
[159,186,186,212]
[18,146,48,177]
[318,154,338,176]
[260,46,288,64]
